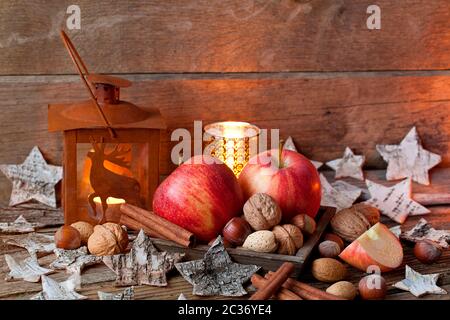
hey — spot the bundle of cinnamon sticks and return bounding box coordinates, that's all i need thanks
[120,203,195,247]
[250,262,345,300]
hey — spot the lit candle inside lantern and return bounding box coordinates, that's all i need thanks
[204,121,260,176]
[91,196,126,223]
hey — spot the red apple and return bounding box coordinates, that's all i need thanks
[339,223,403,272]
[153,155,243,242]
[238,149,321,221]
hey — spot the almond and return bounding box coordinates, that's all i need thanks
[326,281,357,300]
[311,258,347,283]
[242,230,278,253]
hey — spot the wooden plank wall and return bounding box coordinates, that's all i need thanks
[0,0,449,205]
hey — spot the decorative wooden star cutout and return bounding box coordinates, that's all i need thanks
[103,230,184,287]
[175,236,260,297]
[326,147,365,181]
[5,254,54,282]
[0,215,43,234]
[401,218,450,249]
[284,136,322,169]
[98,287,134,300]
[393,265,447,297]
[0,147,62,208]
[320,174,361,212]
[4,233,55,259]
[31,274,87,300]
[363,179,429,224]
[376,127,441,185]
[50,247,102,275]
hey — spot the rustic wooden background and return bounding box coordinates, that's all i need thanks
[0,0,449,205]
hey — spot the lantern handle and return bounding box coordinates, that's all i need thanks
[59,30,116,138]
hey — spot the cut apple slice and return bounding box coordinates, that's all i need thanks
[339,223,403,272]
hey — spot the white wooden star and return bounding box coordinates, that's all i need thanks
[320,174,361,212]
[0,147,62,208]
[31,274,87,300]
[326,147,365,181]
[363,179,429,224]
[284,136,322,169]
[393,265,447,297]
[5,254,54,282]
[376,127,441,185]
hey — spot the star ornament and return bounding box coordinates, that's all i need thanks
[0,147,62,208]
[326,147,365,181]
[394,265,447,297]
[376,127,441,185]
[363,179,429,224]
[175,236,260,297]
[320,174,361,212]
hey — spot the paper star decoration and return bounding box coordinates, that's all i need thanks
[31,274,87,300]
[363,179,429,224]
[393,265,447,297]
[320,174,361,212]
[283,136,322,169]
[5,254,54,282]
[0,147,62,207]
[326,147,365,181]
[376,127,441,185]
[175,236,260,297]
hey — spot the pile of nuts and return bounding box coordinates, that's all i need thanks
[222,193,317,256]
[54,221,129,256]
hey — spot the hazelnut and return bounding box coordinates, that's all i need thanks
[352,203,380,226]
[319,240,341,258]
[323,233,345,250]
[331,206,371,242]
[242,230,278,253]
[311,258,347,283]
[414,240,442,264]
[88,223,129,256]
[54,226,81,250]
[70,221,94,245]
[358,274,387,300]
[243,193,282,230]
[222,217,252,247]
[326,281,357,300]
[272,224,303,255]
[291,214,316,236]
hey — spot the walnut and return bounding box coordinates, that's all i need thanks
[70,221,94,245]
[272,224,303,255]
[331,206,371,242]
[243,193,282,230]
[88,223,129,256]
[242,230,278,253]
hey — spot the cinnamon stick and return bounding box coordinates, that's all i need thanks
[120,203,195,247]
[251,274,302,300]
[119,214,165,239]
[249,262,295,300]
[266,272,344,300]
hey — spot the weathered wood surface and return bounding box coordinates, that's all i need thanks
[1,0,450,74]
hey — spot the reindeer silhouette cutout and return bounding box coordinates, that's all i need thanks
[87,138,141,223]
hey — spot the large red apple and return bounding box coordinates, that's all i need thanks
[153,155,243,242]
[238,149,321,220]
[339,223,403,272]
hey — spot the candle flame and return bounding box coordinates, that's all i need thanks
[93,196,125,205]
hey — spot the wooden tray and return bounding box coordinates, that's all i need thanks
[151,207,335,277]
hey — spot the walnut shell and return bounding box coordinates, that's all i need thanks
[352,203,380,226]
[88,223,129,256]
[272,224,303,255]
[70,221,94,245]
[311,258,347,283]
[331,206,371,242]
[243,193,282,231]
[242,230,278,253]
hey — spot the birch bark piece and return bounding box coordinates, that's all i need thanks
[175,236,260,297]
[0,215,43,234]
[283,136,323,169]
[103,229,184,287]
[376,127,441,185]
[363,179,430,224]
[389,226,402,239]
[4,233,55,259]
[393,265,447,297]
[0,146,63,208]
[50,246,102,275]
[4,254,54,282]
[31,274,87,300]
[326,147,365,181]
[178,293,188,300]
[320,174,361,212]
[401,218,450,249]
[98,287,134,300]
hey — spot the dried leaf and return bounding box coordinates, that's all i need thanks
[393,265,447,297]
[401,218,450,249]
[4,233,55,259]
[175,236,260,297]
[0,215,43,234]
[0,146,62,208]
[376,127,441,185]
[98,287,134,300]
[31,274,87,300]
[50,246,102,274]
[326,147,365,181]
[363,179,429,224]
[4,254,53,282]
[283,136,322,169]
[320,174,361,211]
[103,230,184,287]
